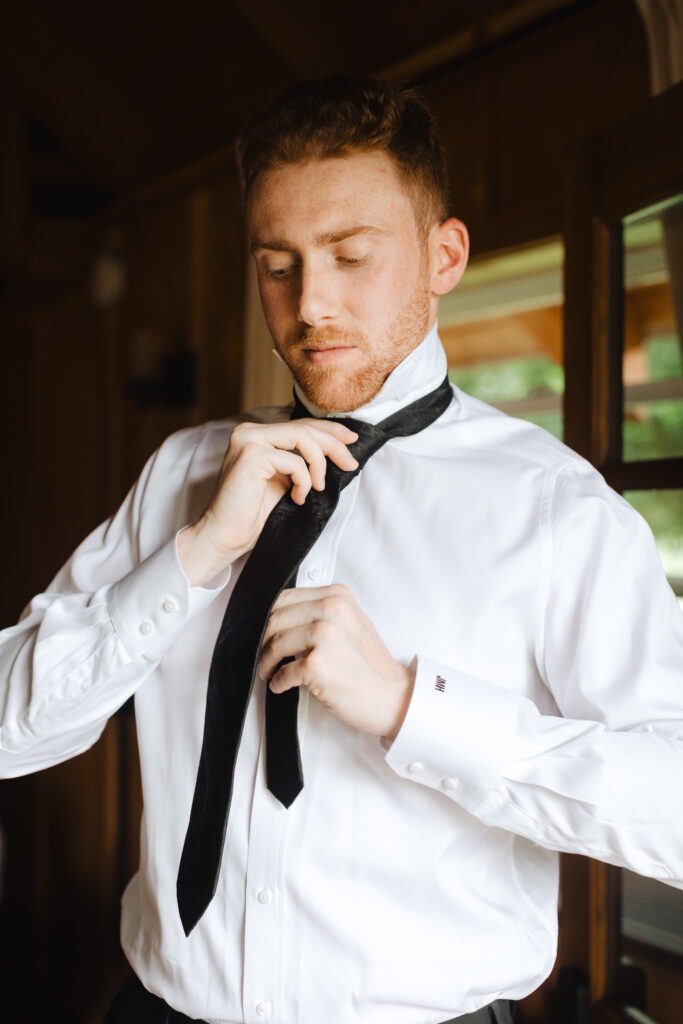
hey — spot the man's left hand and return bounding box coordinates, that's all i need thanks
[259,585,415,742]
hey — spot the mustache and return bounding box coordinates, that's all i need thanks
[285,325,362,348]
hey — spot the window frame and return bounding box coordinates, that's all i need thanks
[563,80,683,1023]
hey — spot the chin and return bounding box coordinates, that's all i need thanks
[295,367,384,413]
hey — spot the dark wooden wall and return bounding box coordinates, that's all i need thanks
[0,2,654,1020]
[423,0,649,255]
[0,173,246,1021]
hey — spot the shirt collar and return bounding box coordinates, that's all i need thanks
[292,322,448,425]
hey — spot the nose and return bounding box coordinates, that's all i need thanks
[297,262,337,327]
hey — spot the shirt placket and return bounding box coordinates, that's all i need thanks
[240,478,360,1024]
[241,729,287,1024]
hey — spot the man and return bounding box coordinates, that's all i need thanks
[1,76,682,1024]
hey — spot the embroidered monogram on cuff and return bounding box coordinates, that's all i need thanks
[384,655,521,804]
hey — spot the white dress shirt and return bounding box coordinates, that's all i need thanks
[1,325,682,1024]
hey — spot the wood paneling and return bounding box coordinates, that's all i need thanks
[423,0,650,256]
[0,171,246,1022]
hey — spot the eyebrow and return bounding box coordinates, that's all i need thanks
[251,225,383,253]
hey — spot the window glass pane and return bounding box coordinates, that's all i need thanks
[619,488,683,1017]
[624,489,683,610]
[621,870,683,958]
[440,239,564,439]
[623,195,683,461]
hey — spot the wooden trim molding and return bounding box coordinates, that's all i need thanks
[602,457,683,492]
[590,862,622,1004]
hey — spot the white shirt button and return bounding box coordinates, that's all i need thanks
[162,597,178,613]
[306,566,320,581]
[139,620,153,636]
[258,887,273,904]
[441,777,458,791]
[407,761,424,775]
[256,1001,272,1016]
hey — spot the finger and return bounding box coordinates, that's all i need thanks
[262,597,330,653]
[264,449,313,504]
[259,622,324,680]
[287,431,329,492]
[232,418,357,446]
[262,421,359,473]
[292,418,358,443]
[265,591,350,644]
[282,423,359,476]
[272,583,353,610]
[268,658,308,695]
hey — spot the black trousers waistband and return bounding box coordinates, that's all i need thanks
[105,974,515,1024]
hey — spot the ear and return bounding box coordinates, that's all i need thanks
[429,218,469,296]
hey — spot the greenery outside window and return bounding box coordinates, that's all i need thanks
[440,238,564,438]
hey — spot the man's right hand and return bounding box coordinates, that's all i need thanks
[177,419,359,587]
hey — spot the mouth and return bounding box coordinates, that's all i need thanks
[302,346,355,365]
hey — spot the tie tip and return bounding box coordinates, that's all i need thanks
[178,903,200,937]
[268,780,304,808]
[177,880,208,937]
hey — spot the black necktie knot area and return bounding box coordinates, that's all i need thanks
[177,375,453,935]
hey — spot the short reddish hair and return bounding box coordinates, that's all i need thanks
[236,75,450,229]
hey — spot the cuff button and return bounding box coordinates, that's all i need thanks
[162,597,178,613]
[407,761,424,775]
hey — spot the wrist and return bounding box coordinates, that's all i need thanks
[177,519,239,588]
[383,660,416,743]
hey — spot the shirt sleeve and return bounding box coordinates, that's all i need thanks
[0,427,229,778]
[385,460,683,887]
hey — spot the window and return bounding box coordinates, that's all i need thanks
[440,238,564,438]
[563,81,683,1024]
[622,198,683,463]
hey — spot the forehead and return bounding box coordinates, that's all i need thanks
[246,151,416,242]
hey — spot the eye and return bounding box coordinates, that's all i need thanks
[265,262,299,279]
[336,254,369,268]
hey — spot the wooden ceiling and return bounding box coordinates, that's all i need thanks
[0,0,585,215]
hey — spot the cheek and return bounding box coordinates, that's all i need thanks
[346,262,413,317]
[259,282,295,331]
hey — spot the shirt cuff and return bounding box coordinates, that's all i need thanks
[384,654,520,810]
[108,533,231,660]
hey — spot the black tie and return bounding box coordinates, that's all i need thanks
[177,375,453,935]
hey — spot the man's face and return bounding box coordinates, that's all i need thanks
[247,151,438,411]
